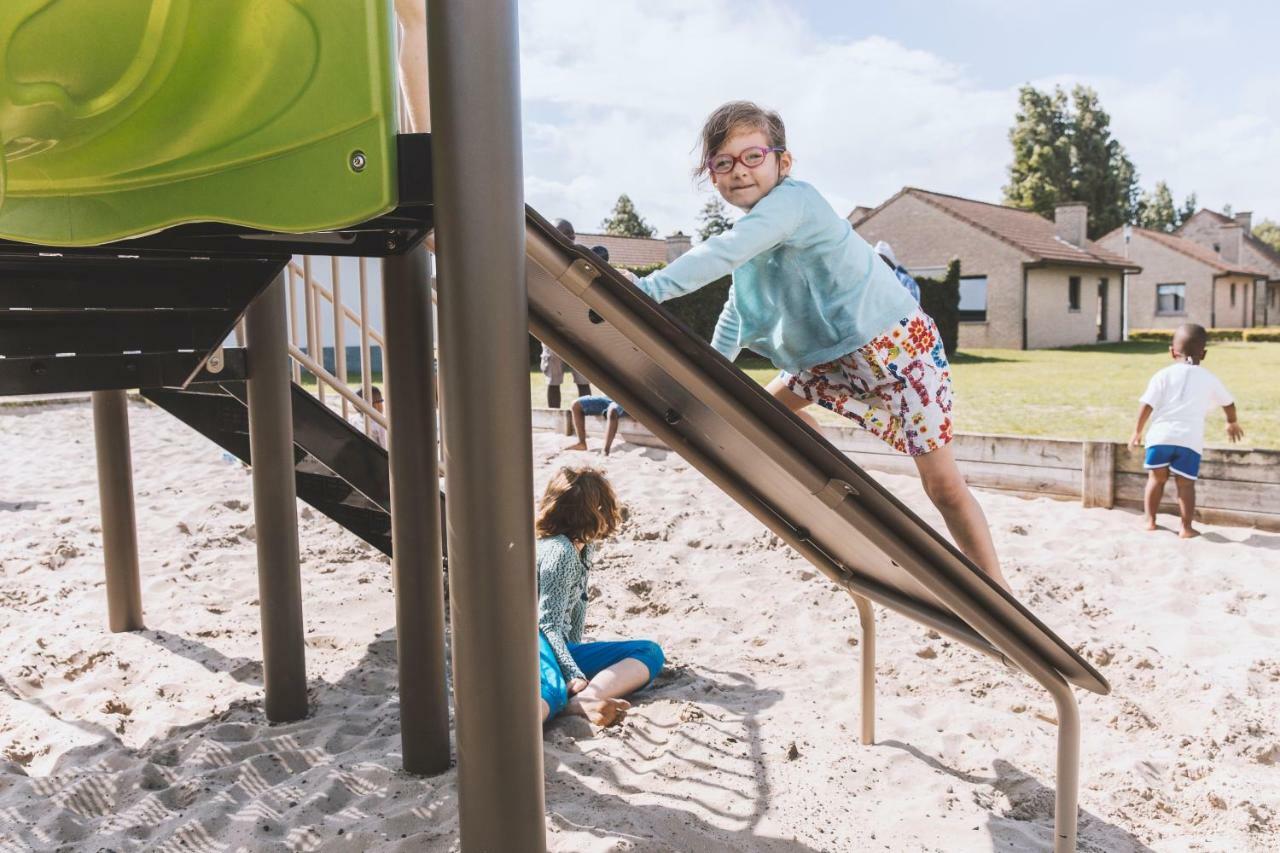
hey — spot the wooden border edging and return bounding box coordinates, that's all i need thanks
[534,408,1280,533]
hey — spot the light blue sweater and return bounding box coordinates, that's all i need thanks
[637,178,918,374]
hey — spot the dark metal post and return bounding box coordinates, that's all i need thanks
[383,246,450,774]
[91,390,144,632]
[427,0,546,848]
[244,270,307,722]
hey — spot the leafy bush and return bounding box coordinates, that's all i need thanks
[1207,328,1244,341]
[917,259,961,357]
[1244,328,1280,343]
[1128,329,1172,342]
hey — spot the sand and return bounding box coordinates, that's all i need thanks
[1,398,1277,852]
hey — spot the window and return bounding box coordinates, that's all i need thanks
[1068,276,1081,311]
[1156,283,1186,315]
[1230,283,1237,306]
[958,275,988,322]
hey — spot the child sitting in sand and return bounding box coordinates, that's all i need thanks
[631,100,1009,591]
[1129,323,1243,538]
[536,467,664,726]
[565,395,627,456]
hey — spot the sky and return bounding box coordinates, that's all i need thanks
[517,0,1280,237]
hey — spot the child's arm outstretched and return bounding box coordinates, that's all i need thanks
[636,186,803,304]
[536,544,587,683]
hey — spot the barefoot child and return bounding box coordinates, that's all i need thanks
[1129,323,1243,538]
[536,467,664,726]
[632,100,1009,590]
[565,395,627,455]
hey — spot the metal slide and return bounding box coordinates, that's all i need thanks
[524,207,1107,853]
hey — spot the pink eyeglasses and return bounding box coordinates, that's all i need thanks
[706,146,785,174]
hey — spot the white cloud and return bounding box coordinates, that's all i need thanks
[517,0,1280,234]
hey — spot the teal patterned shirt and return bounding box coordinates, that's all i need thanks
[536,535,595,681]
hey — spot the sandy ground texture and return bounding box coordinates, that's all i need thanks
[1,398,1278,852]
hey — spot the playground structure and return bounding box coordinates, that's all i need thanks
[0,3,1108,852]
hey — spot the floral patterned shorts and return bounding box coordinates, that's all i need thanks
[781,308,953,456]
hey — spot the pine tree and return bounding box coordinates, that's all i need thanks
[696,196,733,241]
[1003,84,1138,239]
[1254,220,1280,254]
[601,194,656,238]
[1066,86,1138,238]
[1136,182,1178,231]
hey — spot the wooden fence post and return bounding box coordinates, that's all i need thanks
[1081,441,1115,509]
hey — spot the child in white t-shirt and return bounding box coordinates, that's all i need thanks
[1129,324,1244,538]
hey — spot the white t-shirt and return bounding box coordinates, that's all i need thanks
[1139,363,1233,454]
[348,412,387,449]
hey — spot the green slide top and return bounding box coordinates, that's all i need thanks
[0,0,398,247]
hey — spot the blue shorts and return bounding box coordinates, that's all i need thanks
[576,395,625,418]
[539,632,664,718]
[1145,444,1201,480]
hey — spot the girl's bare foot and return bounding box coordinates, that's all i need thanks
[1144,519,1159,531]
[1180,527,1201,539]
[563,441,588,452]
[566,696,630,726]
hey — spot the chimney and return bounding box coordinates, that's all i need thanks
[1233,211,1253,235]
[1054,202,1088,247]
[665,231,692,262]
[1219,223,1242,264]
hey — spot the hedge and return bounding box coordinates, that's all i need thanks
[1128,327,1280,343]
[917,259,961,358]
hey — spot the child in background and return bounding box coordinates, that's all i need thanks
[632,100,1009,591]
[1130,324,1243,538]
[565,395,627,456]
[535,467,664,726]
[350,386,387,449]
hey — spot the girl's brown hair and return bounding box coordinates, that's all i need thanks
[534,467,622,544]
[694,100,787,179]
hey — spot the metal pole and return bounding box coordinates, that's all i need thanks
[91,390,144,632]
[847,591,875,745]
[427,1,545,848]
[383,247,451,774]
[244,271,308,723]
[332,257,348,418]
[288,266,302,384]
[359,258,374,437]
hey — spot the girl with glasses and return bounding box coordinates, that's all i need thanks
[632,100,1010,592]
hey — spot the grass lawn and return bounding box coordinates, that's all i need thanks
[530,341,1280,450]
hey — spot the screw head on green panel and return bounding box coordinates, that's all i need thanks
[350,151,368,172]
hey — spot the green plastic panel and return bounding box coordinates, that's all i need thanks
[0,0,398,247]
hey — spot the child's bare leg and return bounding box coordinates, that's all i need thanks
[574,658,650,702]
[1174,475,1199,538]
[913,445,1010,592]
[541,698,551,722]
[393,0,430,132]
[604,410,621,456]
[765,375,820,429]
[564,400,588,451]
[1143,468,1169,530]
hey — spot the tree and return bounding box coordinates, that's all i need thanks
[1254,219,1280,254]
[1003,84,1138,239]
[696,196,733,241]
[1068,86,1138,238]
[1134,182,1197,232]
[601,194,656,238]
[1003,86,1073,215]
[1136,182,1178,231]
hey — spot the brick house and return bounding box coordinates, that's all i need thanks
[851,188,1138,349]
[1176,210,1280,327]
[1095,226,1268,332]
[572,231,692,269]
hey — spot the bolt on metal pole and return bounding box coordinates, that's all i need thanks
[245,270,308,723]
[91,389,144,632]
[427,0,546,849]
[383,246,451,774]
